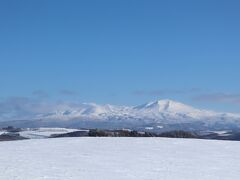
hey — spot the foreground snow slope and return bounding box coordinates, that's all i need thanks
[1,138,240,180]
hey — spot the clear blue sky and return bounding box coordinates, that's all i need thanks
[0,0,240,112]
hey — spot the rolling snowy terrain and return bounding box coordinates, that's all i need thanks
[19,128,83,139]
[1,100,240,132]
[0,137,240,180]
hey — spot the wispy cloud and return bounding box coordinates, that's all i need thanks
[0,96,86,121]
[59,90,78,96]
[0,97,58,121]
[133,88,201,96]
[193,93,240,104]
[32,90,49,99]
[0,97,37,120]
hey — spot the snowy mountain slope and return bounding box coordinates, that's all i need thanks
[1,137,240,180]
[36,99,240,121]
[0,99,240,131]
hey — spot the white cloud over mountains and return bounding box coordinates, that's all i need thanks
[0,97,78,121]
[193,93,240,104]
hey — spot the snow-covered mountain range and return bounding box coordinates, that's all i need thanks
[1,99,240,131]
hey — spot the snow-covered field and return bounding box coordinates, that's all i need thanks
[19,128,82,139]
[0,138,240,180]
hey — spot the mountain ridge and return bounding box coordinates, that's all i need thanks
[1,99,240,131]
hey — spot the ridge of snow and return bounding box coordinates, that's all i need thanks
[35,99,240,123]
[2,99,240,126]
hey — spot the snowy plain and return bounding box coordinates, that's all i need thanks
[19,128,82,139]
[0,137,240,180]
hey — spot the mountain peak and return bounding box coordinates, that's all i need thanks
[155,99,178,106]
[134,99,196,113]
[2,99,240,131]
[144,99,173,110]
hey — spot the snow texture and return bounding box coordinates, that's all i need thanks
[0,137,240,180]
[19,128,81,139]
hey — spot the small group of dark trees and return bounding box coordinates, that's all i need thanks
[51,129,198,139]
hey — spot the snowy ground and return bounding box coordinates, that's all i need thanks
[0,138,240,180]
[19,128,82,139]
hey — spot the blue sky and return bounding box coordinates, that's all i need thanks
[0,0,240,112]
